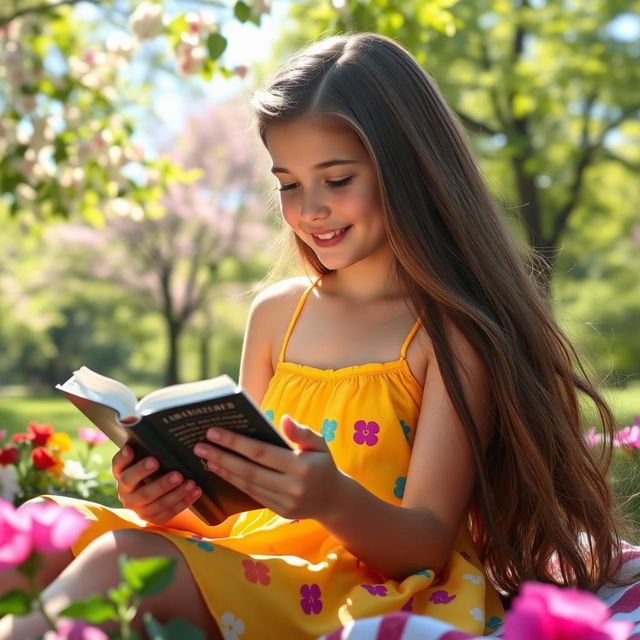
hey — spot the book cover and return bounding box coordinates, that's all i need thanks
[56,369,291,525]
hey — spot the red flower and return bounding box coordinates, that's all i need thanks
[27,422,53,446]
[0,446,19,466]
[31,447,57,470]
[11,423,53,447]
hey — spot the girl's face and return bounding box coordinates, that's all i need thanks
[264,114,389,273]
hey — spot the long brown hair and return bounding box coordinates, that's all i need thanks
[250,32,628,596]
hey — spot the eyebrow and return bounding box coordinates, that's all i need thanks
[270,159,357,174]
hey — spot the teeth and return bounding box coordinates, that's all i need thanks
[315,229,344,240]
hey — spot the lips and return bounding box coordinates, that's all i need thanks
[309,226,351,247]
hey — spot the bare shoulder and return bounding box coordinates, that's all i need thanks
[251,276,312,310]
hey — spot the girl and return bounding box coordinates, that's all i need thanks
[0,32,627,639]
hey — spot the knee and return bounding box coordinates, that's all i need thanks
[83,529,174,564]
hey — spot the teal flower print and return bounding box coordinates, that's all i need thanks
[321,419,338,442]
[414,569,433,579]
[264,409,275,422]
[400,420,411,443]
[186,537,215,552]
[393,476,406,499]
[486,616,503,631]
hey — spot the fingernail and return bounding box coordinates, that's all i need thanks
[207,428,221,440]
[192,488,202,498]
[122,446,131,458]
[169,472,181,484]
[184,480,194,491]
[194,444,206,456]
[144,458,156,470]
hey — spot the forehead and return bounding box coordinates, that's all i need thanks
[264,114,368,166]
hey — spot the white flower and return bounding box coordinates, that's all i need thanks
[63,460,95,481]
[463,573,483,584]
[175,41,206,75]
[105,197,144,221]
[129,2,164,41]
[470,607,485,623]
[0,465,19,503]
[220,612,245,640]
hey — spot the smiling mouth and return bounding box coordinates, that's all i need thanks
[311,227,350,241]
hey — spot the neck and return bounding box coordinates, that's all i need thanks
[322,247,404,303]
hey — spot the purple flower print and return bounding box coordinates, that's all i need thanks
[429,590,456,604]
[361,584,388,596]
[300,584,323,614]
[459,550,472,562]
[353,420,379,446]
[401,596,414,612]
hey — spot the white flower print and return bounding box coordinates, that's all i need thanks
[470,607,485,623]
[220,612,245,640]
[463,573,483,584]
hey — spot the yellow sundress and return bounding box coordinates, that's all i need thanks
[47,279,504,638]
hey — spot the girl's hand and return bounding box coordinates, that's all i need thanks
[193,415,345,520]
[111,445,203,524]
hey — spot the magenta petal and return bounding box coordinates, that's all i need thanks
[21,502,88,554]
[602,619,634,640]
[0,500,32,569]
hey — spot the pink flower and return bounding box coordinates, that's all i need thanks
[19,500,88,554]
[614,425,640,449]
[503,581,633,640]
[353,420,379,446]
[78,427,108,446]
[0,429,6,441]
[0,499,32,569]
[584,428,602,448]
[43,618,108,640]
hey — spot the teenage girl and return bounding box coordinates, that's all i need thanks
[0,32,626,640]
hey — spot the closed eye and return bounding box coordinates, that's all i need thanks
[276,176,353,192]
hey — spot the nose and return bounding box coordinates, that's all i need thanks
[299,185,329,221]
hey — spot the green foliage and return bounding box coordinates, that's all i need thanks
[144,614,206,640]
[0,590,32,616]
[121,555,177,599]
[60,595,118,624]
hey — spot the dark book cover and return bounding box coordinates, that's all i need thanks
[59,389,291,525]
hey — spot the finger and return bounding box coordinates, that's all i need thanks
[111,445,135,478]
[194,443,292,494]
[281,415,328,452]
[123,469,185,508]
[138,481,203,523]
[117,456,160,492]
[201,428,291,470]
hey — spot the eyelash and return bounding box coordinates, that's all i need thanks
[276,176,353,192]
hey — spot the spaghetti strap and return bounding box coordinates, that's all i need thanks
[277,277,322,363]
[400,320,421,360]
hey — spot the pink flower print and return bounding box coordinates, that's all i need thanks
[353,420,379,446]
[401,595,414,612]
[429,589,456,604]
[300,583,323,614]
[361,584,388,596]
[242,559,270,585]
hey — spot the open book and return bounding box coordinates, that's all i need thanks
[56,367,291,525]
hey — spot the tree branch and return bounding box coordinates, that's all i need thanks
[0,0,100,27]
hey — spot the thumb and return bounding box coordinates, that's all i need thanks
[281,414,328,452]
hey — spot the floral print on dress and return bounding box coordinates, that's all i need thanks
[401,596,414,612]
[186,536,215,552]
[264,409,275,422]
[242,559,270,585]
[300,584,322,614]
[414,569,433,579]
[429,590,456,604]
[400,420,412,443]
[470,607,484,623]
[353,420,379,446]
[220,612,245,640]
[321,419,338,442]
[361,584,388,596]
[486,616,503,631]
[463,573,483,584]
[393,476,406,499]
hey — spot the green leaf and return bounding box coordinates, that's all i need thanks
[107,583,133,605]
[234,1,251,22]
[143,613,206,640]
[60,594,118,623]
[206,33,227,61]
[0,590,32,616]
[121,555,177,598]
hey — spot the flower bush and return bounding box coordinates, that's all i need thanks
[0,424,119,508]
[0,498,204,639]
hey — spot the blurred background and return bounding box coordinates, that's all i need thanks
[0,0,638,516]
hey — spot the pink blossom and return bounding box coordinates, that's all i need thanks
[614,425,640,449]
[19,500,88,554]
[0,429,7,441]
[584,427,602,447]
[0,499,32,569]
[43,619,108,640]
[503,581,633,640]
[78,427,108,446]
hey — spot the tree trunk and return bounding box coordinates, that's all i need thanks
[165,317,181,386]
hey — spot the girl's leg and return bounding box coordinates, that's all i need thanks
[0,529,222,640]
